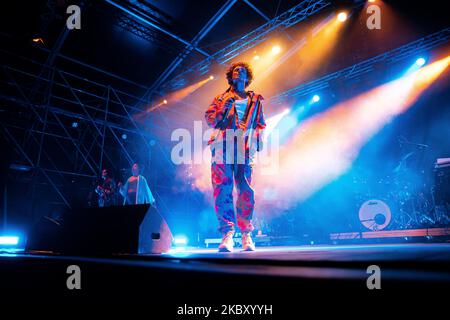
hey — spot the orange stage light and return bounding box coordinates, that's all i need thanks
[271,46,281,55]
[337,12,348,22]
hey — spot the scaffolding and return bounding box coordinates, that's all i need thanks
[0,44,161,213]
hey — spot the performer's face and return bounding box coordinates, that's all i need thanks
[101,169,108,178]
[232,66,247,86]
[132,164,139,176]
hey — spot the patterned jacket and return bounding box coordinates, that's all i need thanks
[205,87,266,162]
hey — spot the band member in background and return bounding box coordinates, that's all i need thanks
[205,61,266,252]
[95,168,117,207]
[119,163,155,205]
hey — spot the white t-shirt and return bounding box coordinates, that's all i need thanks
[210,97,254,164]
[234,98,248,122]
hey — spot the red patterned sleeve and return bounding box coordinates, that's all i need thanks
[205,95,226,128]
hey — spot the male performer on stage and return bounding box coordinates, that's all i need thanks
[205,62,266,252]
[95,168,117,207]
[119,163,155,206]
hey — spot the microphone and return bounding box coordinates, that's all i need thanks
[226,96,235,106]
[222,96,235,117]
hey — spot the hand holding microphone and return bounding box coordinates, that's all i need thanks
[216,93,234,123]
[223,94,235,111]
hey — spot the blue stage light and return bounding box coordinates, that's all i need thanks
[312,95,320,103]
[416,58,426,67]
[0,236,20,246]
[404,57,427,75]
[121,133,127,140]
[174,235,188,246]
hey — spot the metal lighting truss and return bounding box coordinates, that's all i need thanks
[139,0,239,102]
[269,27,450,104]
[109,0,330,104]
[160,0,331,92]
[105,0,210,57]
[113,0,177,53]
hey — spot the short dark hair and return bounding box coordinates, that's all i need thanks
[226,62,254,88]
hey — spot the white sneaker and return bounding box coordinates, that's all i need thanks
[242,232,255,251]
[218,231,234,252]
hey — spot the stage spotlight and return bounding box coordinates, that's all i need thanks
[0,236,19,246]
[121,133,127,140]
[174,235,188,246]
[209,75,214,80]
[337,12,348,22]
[253,55,260,60]
[405,57,427,75]
[163,99,168,104]
[416,58,426,67]
[272,46,281,55]
[312,95,320,103]
[368,0,376,2]
[32,37,44,44]
[71,122,78,128]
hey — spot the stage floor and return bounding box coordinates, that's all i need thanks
[2,243,450,278]
[164,243,450,262]
[1,243,450,304]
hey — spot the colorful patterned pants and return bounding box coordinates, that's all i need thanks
[211,163,255,235]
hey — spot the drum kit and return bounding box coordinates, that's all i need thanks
[254,136,448,235]
[356,136,449,231]
[359,199,392,231]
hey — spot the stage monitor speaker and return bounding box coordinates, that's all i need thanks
[26,204,173,255]
[138,205,173,254]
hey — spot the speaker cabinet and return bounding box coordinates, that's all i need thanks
[139,206,173,254]
[26,204,173,255]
